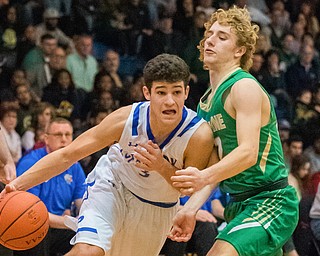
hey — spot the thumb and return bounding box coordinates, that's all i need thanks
[5,183,17,193]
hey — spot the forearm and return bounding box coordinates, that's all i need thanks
[158,160,179,190]
[0,132,14,165]
[12,149,73,191]
[211,199,225,220]
[203,145,257,186]
[182,184,216,215]
[49,213,71,229]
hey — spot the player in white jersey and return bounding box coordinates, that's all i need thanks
[2,54,214,256]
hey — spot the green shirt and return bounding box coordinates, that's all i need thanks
[66,52,98,92]
[198,69,287,194]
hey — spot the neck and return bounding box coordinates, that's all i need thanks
[149,114,179,145]
[209,64,240,90]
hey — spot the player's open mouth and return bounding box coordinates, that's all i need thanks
[163,110,176,115]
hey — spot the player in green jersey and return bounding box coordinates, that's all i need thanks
[169,6,299,256]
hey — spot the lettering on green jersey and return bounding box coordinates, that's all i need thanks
[210,114,226,132]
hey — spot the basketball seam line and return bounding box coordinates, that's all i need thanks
[0,199,42,237]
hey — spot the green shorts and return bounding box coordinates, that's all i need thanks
[217,186,299,256]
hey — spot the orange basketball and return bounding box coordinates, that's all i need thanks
[0,191,49,250]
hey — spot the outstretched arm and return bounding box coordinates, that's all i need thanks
[2,106,131,195]
[0,128,16,183]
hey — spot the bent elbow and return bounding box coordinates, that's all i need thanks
[242,147,259,167]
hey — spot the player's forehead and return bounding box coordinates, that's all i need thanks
[208,21,233,35]
[151,81,185,90]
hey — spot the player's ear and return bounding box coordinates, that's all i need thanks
[235,46,246,57]
[185,85,190,100]
[142,86,151,100]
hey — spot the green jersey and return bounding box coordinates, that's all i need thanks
[198,69,287,195]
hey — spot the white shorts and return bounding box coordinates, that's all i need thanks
[70,157,178,256]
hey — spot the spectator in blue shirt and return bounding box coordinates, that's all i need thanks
[14,117,86,256]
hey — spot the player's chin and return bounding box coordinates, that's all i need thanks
[161,115,179,124]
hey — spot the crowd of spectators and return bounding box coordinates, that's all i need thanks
[1,0,320,255]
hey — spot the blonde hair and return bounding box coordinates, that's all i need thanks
[198,6,259,71]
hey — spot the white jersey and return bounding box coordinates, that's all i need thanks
[107,101,205,203]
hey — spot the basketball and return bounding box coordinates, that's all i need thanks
[0,191,49,250]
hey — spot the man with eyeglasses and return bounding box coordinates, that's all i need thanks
[14,117,86,256]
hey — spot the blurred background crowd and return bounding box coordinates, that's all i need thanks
[1,0,320,255]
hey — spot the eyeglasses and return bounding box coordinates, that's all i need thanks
[46,132,73,138]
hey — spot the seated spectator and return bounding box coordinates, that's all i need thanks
[35,8,74,51]
[91,90,118,115]
[285,44,320,101]
[101,49,129,89]
[290,21,305,55]
[72,0,102,34]
[143,12,186,60]
[15,82,40,136]
[304,134,320,175]
[16,25,36,68]
[123,71,145,105]
[249,51,265,83]
[283,135,304,169]
[0,101,21,164]
[298,1,319,39]
[292,88,319,148]
[121,0,153,56]
[66,34,98,92]
[278,119,291,145]
[289,154,311,201]
[27,46,67,97]
[259,49,292,120]
[278,33,297,72]
[286,154,312,256]
[0,68,29,103]
[83,70,122,116]
[262,6,291,50]
[195,0,216,20]
[21,101,55,152]
[42,68,87,121]
[21,33,57,73]
[0,5,24,68]
[173,0,195,37]
[15,117,87,256]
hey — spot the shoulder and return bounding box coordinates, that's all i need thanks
[231,78,265,101]
[95,105,133,133]
[188,122,214,148]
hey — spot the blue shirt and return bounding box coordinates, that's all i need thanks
[16,147,86,216]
